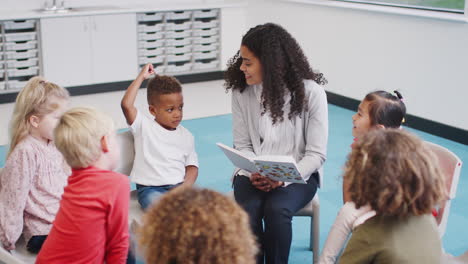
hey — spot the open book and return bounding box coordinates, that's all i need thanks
[216,143,306,184]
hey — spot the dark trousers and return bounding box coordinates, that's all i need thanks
[26,235,47,254]
[233,174,318,264]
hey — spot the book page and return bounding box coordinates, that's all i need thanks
[253,157,306,184]
[216,143,258,173]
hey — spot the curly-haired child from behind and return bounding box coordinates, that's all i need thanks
[121,63,199,210]
[138,187,258,264]
[36,107,130,263]
[339,129,445,264]
[0,77,69,253]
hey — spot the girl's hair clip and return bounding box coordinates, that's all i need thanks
[393,90,404,101]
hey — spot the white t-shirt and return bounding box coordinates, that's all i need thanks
[129,110,198,186]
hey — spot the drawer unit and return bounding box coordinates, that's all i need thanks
[0,81,5,90]
[166,62,192,73]
[194,51,218,60]
[138,23,164,33]
[6,80,28,90]
[136,9,220,75]
[139,31,165,40]
[164,30,191,39]
[1,19,41,91]
[193,35,219,44]
[6,57,39,68]
[139,39,165,49]
[166,11,192,21]
[139,47,165,57]
[7,66,39,77]
[165,38,192,47]
[193,43,218,52]
[137,12,164,22]
[139,55,165,65]
[193,28,218,37]
[165,21,192,31]
[4,20,36,30]
[4,32,36,42]
[193,10,219,19]
[165,45,192,54]
[194,60,219,70]
[5,49,38,60]
[166,53,192,63]
[3,40,38,51]
[193,20,218,29]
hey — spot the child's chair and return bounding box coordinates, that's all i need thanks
[114,130,143,226]
[227,188,320,264]
[425,141,463,238]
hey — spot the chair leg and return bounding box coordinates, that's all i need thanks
[312,203,320,264]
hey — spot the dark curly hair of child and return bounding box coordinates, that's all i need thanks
[147,75,182,105]
[224,23,327,124]
[137,187,257,264]
[345,129,445,219]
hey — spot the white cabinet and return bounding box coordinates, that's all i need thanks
[40,13,138,87]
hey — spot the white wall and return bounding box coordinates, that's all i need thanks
[245,0,468,131]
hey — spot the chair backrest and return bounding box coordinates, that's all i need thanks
[0,245,24,264]
[425,141,463,238]
[115,130,135,176]
[426,142,462,200]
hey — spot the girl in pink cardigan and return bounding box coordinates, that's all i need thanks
[0,76,70,253]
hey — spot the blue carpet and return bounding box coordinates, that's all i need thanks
[1,104,467,263]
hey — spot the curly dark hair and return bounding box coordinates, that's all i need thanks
[224,23,327,124]
[345,129,445,218]
[138,187,257,264]
[147,75,182,105]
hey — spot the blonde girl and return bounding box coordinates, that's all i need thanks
[319,90,406,264]
[339,129,444,263]
[0,76,70,253]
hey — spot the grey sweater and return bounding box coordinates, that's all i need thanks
[231,80,328,186]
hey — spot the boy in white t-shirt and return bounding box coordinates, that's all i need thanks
[121,63,199,210]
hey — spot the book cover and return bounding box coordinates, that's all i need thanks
[216,143,306,184]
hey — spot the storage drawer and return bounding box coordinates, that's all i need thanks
[165,45,192,54]
[193,35,219,44]
[193,28,218,37]
[154,65,166,74]
[137,12,164,22]
[165,38,192,46]
[164,30,191,39]
[138,23,164,33]
[139,39,165,49]
[138,31,164,41]
[193,20,219,29]
[139,55,165,65]
[139,47,165,57]
[6,80,28,90]
[165,11,192,20]
[4,32,36,42]
[0,81,5,90]
[4,20,36,30]
[3,40,37,51]
[165,21,192,31]
[7,66,39,77]
[194,51,218,60]
[194,60,219,70]
[5,49,38,60]
[6,57,39,68]
[166,62,192,73]
[193,9,219,19]
[0,69,4,78]
[166,53,192,63]
[193,43,218,52]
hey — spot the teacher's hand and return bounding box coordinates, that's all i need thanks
[250,173,273,192]
[265,178,284,190]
